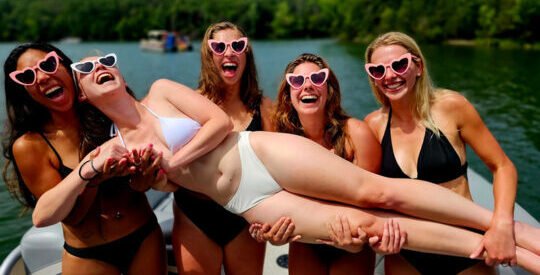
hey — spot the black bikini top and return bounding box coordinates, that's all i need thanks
[245,106,263,131]
[380,109,468,183]
[39,132,73,178]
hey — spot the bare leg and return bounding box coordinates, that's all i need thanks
[242,191,540,273]
[222,227,265,275]
[250,132,540,253]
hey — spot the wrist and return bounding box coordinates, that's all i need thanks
[79,159,100,181]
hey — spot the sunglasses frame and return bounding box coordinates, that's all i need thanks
[207,37,249,56]
[364,53,417,80]
[70,53,118,74]
[9,51,62,86]
[286,68,330,89]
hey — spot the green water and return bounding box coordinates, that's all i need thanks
[0,40,538,260]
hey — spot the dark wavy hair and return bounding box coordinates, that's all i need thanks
[2,42,112,208]
[198,21,262,112]
[274,53,352,160]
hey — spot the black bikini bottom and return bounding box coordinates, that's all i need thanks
[64,215,158,273]
[174,187,246,246]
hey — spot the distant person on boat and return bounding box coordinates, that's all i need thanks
[73,51,540,273]
[172,21,273,275]
[2,43,167,275]
[363,31,518,274]
[250,52,406,274]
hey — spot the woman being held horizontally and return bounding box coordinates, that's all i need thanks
[364,31,517,274]
[2,43,166,275]
[172,21,273,275]
[72,51,540,273]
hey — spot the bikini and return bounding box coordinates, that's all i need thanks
[39,133,158,273]
[380,109,481,274]
[174,109,267,245]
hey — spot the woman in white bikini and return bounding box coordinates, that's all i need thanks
[72,53,540,273]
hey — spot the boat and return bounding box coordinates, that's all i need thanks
[1,169,538,275]
[140,30,193,53]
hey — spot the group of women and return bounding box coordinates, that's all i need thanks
[3,21,540,275]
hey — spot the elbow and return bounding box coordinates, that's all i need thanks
[222,116,234,133]
[32,212,53,228]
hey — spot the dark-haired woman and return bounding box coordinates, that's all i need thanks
[2,43,166,275]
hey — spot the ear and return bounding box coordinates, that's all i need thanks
[78,89,87,102]
[416,59,424,77]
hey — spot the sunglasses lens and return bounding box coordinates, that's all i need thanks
[310,71,327,86]
[368,65,385,79]
[14,69,36,85]
[210,42,226,54]
[231,40,246,53]
[39,56,58,73]
[288,75,305,88]
[99,55,116,67]
[74,62,94,73]
[392,58,409,74]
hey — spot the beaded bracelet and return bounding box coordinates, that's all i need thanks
[78,159,99,181]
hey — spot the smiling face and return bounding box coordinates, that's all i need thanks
[369,45,422,102]
[75,55,122,102]
[15,49,76,112]
[211,28,247,87]
[289,62,329,116]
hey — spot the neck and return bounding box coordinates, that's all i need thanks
[299,112,328,148]
[46,108,80,132]
[221,85,247,114]
[94,93,141,131]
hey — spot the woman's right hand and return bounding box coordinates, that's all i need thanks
[368,218,407,255]
[249,217,301,245]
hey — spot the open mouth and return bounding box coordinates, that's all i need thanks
[300,94,318,104]
[97,73,115,84]
[44,86,64,99]
[384,80,405,90]
[221,62,238,74]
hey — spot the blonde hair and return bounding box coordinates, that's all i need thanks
[365,31,440,135]
[274,53,353,161]
[198,21,262,112]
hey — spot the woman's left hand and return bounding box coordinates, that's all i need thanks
[470,219,517,266]
[317,215,367,253]
[128,144,165,192]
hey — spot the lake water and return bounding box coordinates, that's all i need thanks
[0,39,539,260]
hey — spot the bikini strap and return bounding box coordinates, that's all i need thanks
[110,124,127,148]
[38,132,65,167]
[140,103,160,118]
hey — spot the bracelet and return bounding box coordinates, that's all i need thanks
[89,159,101,174]
[78,159,99,181]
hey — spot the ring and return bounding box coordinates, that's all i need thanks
[501,263,509,267]
[132,160,142,167]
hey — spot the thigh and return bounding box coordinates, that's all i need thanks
[250,132,385,208]
[330,248,375,275]
[289,243,328,275]
[223,227,265,275]
[62,250,121,275]
[172,204,223,275]
[384,254,420,275]
[128,226,167,275]
[459,262,496,275]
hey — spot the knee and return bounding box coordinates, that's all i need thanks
[357,183,400,210]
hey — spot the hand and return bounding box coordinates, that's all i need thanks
[249,217,301,245]
[316,215,367,253]
[470,219,516,266]
[368,218,407,255]
[90,143,131,182]
[128,144,166,192]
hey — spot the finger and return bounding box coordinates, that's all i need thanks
[357,227,367,243]
[393,219,401,252]
[269,217,286,235]
[340,216,352,243]
[276,218,291,240]
[90,146,101,158]
[368,236,380,247]
[381,220,389,249]
[316,239,335,246]
[283,220,296,241]
[470,240,485,259]
[290,235,302,242]
[332,215,344,243]
[399,231,407,250]
[387,219,395,251]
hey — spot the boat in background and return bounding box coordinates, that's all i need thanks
[140,30,193,53]
[1,169,538,275]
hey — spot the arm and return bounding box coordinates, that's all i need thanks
[149,79,233,169]
[347,118,382,173]
[16,137,130,227]
[260,96,276,131]
[453,93,518,265]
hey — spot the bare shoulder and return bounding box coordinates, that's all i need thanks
[433,89,473,112]
[12,133,47,158]
[363,107,388,140]
[346,117,373,138]
[147,79,195,99]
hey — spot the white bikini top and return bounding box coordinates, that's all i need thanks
[111,104,201,153]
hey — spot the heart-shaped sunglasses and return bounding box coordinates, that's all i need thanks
[9,51,62,86]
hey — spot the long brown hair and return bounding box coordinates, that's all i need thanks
[198,21,262,112]
[274,53,352,160]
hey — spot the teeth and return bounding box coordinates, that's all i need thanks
[387,83,402,89]
[44,86,61,96]
[97,73,114,84]
[300,94,318,103]
[222,63,237,70]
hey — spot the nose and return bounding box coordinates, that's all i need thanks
[303,77,314,89]
[384,65,396,79]
[35,69,51,85]
[223,44,235,57]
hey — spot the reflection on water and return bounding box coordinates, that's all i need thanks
[0,40,538,259]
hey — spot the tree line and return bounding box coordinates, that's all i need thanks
[0,0,538,45]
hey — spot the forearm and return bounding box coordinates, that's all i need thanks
[169,118,232,168]
[491,161,517,222]
[32,159,99,227]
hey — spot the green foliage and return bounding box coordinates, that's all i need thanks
[0,0,536,44]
